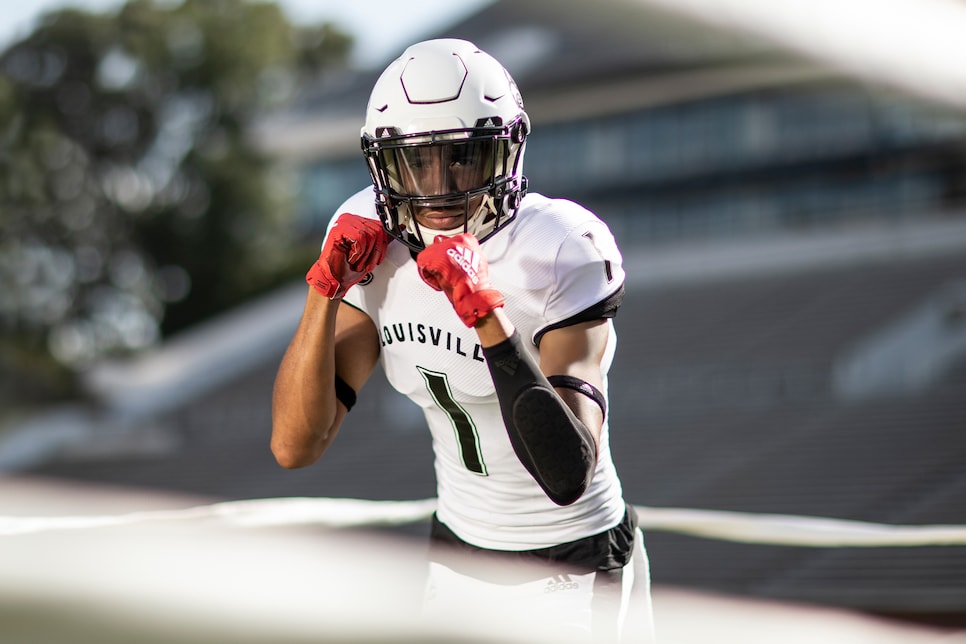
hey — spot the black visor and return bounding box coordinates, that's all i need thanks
[380,138,499,198]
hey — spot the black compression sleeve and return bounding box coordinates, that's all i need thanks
[482,331,597,506]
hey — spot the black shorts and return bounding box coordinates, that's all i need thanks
[428,504,638,582]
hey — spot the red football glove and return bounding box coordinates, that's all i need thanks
[306,213,391,299]
[416,234,505,327]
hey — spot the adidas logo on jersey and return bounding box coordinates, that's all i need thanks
[544,574,579,593]
[446,246,481,285]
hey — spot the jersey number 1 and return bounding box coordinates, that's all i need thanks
[417,367,488,476]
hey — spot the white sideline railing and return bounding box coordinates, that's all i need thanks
[2,497,966,546]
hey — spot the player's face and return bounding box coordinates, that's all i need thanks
[390,140,493,231]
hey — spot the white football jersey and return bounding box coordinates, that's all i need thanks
[333,187,627,551]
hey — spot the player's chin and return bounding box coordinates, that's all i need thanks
[415,212,467,231]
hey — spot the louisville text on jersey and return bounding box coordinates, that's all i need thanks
[380,321,485,362]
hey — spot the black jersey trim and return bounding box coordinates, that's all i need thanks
[534,284,624,347]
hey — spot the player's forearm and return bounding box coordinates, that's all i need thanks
[271,292,343,468]
[474,308,516,347]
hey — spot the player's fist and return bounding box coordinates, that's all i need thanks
[306,213,391,299]
[416,233,505,327]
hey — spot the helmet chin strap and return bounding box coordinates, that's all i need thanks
[406,217,462,245]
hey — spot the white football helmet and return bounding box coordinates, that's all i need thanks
[361,39,530,251]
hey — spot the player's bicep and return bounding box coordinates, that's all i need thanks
[539,320,608,381]
[538,320,609,444]
[333,302,381,396]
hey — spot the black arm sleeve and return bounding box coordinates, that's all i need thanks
[482,331,597,506]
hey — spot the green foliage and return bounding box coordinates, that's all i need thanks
[0,0,349,391]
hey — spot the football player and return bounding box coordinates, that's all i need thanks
[271,38,655,642]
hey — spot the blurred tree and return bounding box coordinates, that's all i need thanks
[0,0,351,409]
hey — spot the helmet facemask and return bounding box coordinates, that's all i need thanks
[364,117,528,251]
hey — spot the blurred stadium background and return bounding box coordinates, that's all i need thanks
[2,0,966,642]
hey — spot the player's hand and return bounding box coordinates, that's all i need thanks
[306,213,391,299]
[416,233,505,327]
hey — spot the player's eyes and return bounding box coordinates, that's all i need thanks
[448,145,472,166]
[400,149,431,169]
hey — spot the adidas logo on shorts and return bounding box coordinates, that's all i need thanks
[544,574,579,593]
